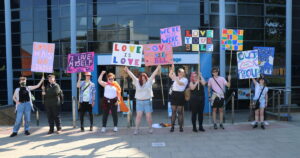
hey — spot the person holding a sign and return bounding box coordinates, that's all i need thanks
[208,67,231,130]
[124,65,161,135]
[189,72,206,132]
[42,74,64,134]
[98,71,122,133]
[251,77,269,129]
[10,76,45,137]
[169,64,188,132]
[77,72,96,132]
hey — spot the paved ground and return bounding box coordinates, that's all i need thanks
[1,110,300,158]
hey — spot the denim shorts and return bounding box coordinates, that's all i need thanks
[136,99,153,113]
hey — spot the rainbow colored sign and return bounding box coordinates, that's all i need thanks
[143,43,173,66]
[237,50,260,79]
[111,43,143,67]
[221,29,244,51]
[184,30,214,52]
[31,42,55,73]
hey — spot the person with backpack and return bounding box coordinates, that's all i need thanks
[252,77,269,129]
[208,67,231,130]
[189,72,206,132]
[169,64,188,132]
[10,76,45,137]
[124,65,161,135]
[77,72,96,132]
[42,74,64,134]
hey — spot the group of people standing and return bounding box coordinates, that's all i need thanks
[10,65,269,137]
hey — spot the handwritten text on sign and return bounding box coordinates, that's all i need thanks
[237,50,260,79]
[253,47,275,75]
[67,52,94,73]
[160,25,182,47]
[144,43,173,66]
[111,43,143,67]
[31,42,55,73]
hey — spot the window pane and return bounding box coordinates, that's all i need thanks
[238,4,263,16]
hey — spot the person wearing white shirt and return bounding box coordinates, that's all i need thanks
[168,64,188,132]
[125,66,161,135]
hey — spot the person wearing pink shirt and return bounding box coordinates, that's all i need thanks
[208,67,231,130]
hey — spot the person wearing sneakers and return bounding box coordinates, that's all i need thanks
[10,76,44,137]
[42,74,64,134]
[98,71,120,133]
[252,77,269,129]
[77,72,96,132]
[208,67,231,130]
[169,64,188,132]
[124,65,161,135]
[189,72,206,132]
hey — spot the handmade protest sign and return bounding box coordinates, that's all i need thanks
[185,29,214,52]
[253,47,275,75]
[221,29,244,51]
[67,52,94,73]
[111,43,143,67]
[160,25,182,47]
[143,43,173,66]
[237,50,260,79]
[31,42,55,73]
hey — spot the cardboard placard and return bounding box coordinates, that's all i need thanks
[253,47,275,75]
[237,50,260,79]
[31,42,55,73]
[160,25,182,47]
[185,29,214,52]
[67,52,94,73]
[111,43,143,67]
[143,43,173,66]
[221,29,244,51]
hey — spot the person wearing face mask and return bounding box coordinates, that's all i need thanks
[10,76,45,137]
[124,65,161,135]
[42,74,64,134]
[169,64,188,132]
[77,72,96,132]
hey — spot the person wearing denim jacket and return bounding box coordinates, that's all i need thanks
[77,72,96,132]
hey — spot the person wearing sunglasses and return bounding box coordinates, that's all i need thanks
[124,65,161,135]
[77,72,96,132]
[98,71,120,133]
[10,76,44,137]
[208,67,231,130]
[169,64,188,132]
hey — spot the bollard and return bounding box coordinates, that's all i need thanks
[287,90,291,121]
[272,91,275,112]
[231,92,235,124]
[36,109,39,126]
[72,96,76,128]
[277,91,281,121]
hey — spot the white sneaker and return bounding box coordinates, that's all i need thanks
[264,121,269,126]
[148,128,153,134]
[251,121,256,125]
[113,127,118,132]
[134,129,138,135]
[101,127,106,133]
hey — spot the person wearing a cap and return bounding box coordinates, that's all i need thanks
[42,74,64,134]
[10,76,45,137]
[77,72,96,132]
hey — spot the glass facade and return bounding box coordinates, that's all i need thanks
[0,0,299,110]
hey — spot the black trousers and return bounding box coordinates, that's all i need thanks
[46,105,61,131]
[102,98,118,127]
[80,102,93,127]
[190,97,204,129]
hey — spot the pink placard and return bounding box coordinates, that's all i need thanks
[143,43,173,66]
[31,42,55,73]
[160,25,182,47]
[67,52,94,73]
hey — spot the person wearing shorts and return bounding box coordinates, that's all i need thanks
[252,77,269,129]
[125,65,161,135]
[169,64,188,132]
[208,67,231,130]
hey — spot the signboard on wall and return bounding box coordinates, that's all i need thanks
[31,42,55,73]
[111,43,143,67]
[143,43,173,66]
[184,29,214,52]
[67,52,94,73]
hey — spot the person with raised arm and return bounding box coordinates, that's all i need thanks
[189,72,206,132]
[10,76,44,137]
[124,65,161,135]
[169,64,188,132]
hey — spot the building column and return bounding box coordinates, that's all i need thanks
[219,0,226,77]
[285,0,292,104]
[70,0,77,114]
[4,0,13,105]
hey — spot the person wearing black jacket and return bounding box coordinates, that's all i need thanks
[42,74,64,134]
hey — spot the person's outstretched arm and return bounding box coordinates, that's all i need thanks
[98,71,107,87]
[149,65,161,81]
[124,66,138,81]
[29,76,45,90]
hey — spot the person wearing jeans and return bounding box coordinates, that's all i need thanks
[77,72,96,132]
[10,76,44,137]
